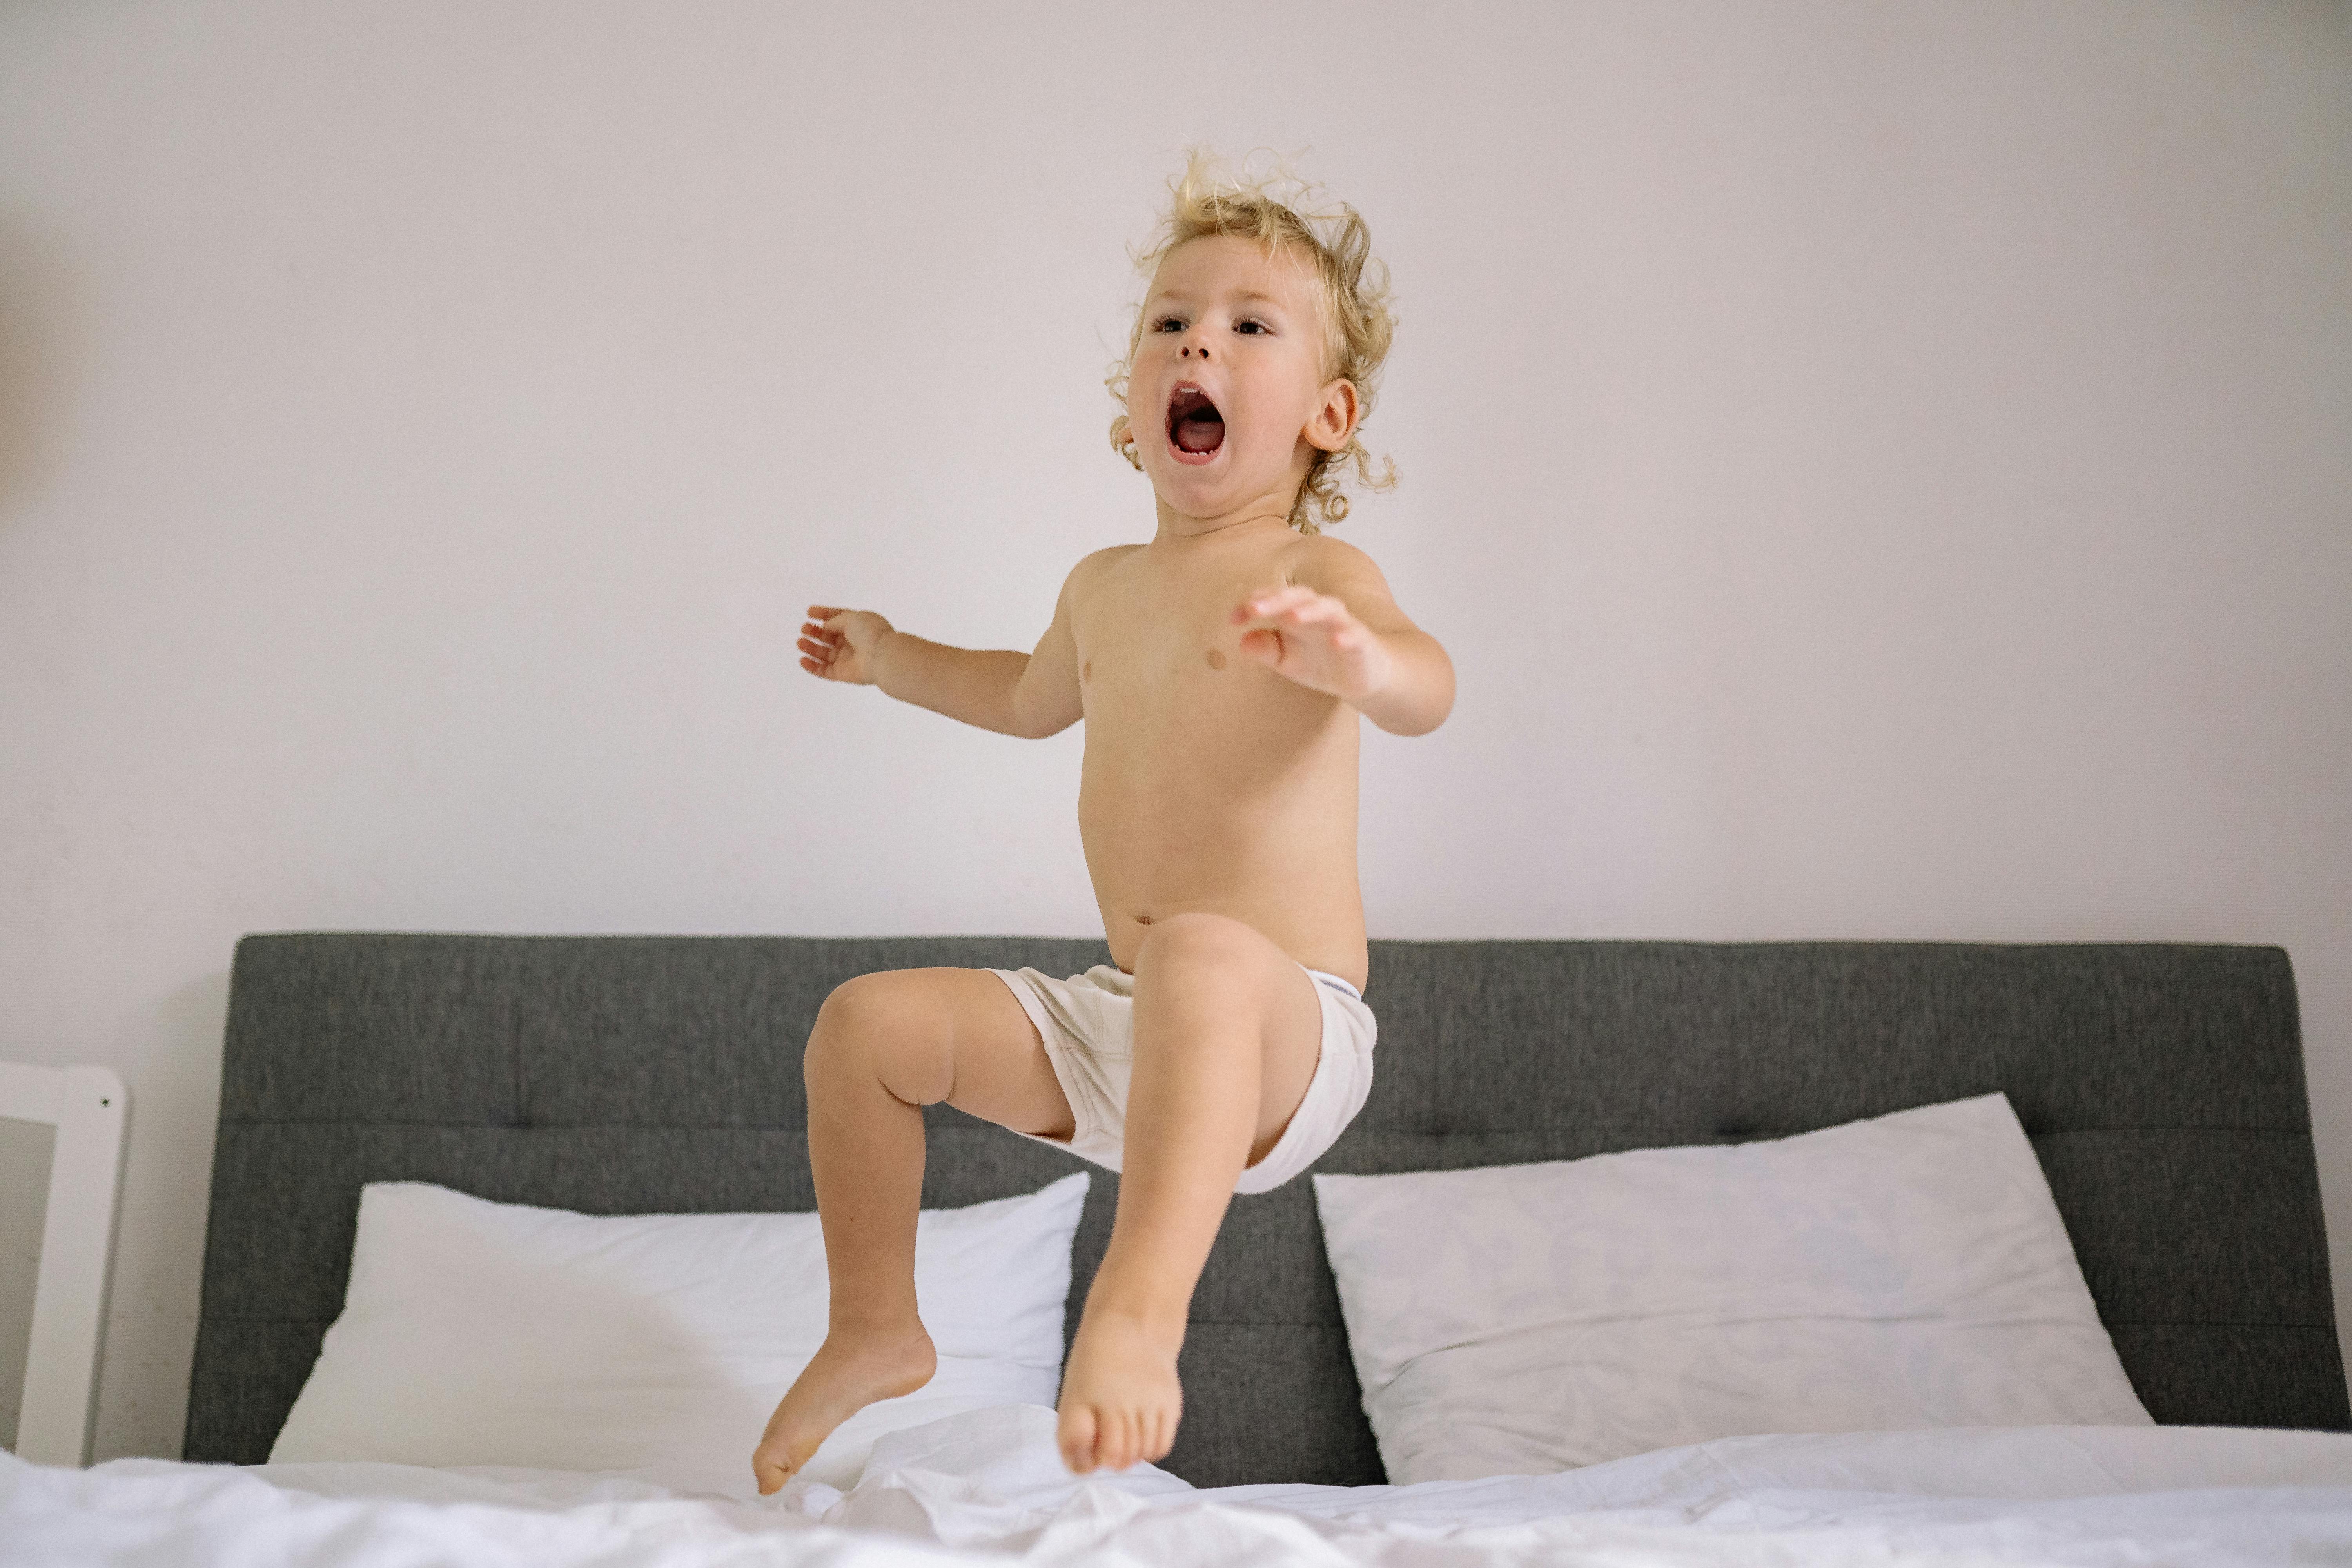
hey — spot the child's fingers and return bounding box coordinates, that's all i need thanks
[1278,597,1343,627]
[1230,587,1301,621]
[1242,603,1351,648]
[1238,588,1352,637]
[1232,584,1314,622]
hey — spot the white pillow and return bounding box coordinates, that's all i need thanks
[271,1172,1089,1497]
[1313,1093,2150,1484]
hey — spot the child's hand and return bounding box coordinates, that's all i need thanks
[799,605,895,685]
[1231,585,1394,705]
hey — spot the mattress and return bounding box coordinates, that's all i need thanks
[11,1408,2351,1567]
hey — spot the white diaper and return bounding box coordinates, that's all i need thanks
[986,961,1377,1196]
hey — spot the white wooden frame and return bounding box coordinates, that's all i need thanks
[0,1063,128,1466]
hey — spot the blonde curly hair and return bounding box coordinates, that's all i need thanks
[1107,151,1397,533]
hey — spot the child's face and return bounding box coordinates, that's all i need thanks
[1128,235,1359,525]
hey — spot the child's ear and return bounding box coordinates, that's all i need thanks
[1305,378,1361,454]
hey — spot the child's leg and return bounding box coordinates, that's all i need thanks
[752,967,1073,1495]
[1056,913,1326,1474]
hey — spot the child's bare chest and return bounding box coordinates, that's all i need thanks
[1070,553,1298,727]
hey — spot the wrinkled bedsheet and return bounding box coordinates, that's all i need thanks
[7,1407,2350,1567]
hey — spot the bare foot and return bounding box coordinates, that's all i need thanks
[753,1323,936,1494]
[1056,1310,1185,1474]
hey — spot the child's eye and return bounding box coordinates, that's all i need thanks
[1234,319,1269,334]
[1153,316,1185,333]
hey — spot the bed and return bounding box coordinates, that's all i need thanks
[9,933,2352,1565]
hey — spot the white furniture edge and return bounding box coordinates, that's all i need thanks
[0,1062,129,1466]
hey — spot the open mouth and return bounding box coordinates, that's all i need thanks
[1166,384,1225,456]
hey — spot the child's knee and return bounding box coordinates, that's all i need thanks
[808,973,949,1098]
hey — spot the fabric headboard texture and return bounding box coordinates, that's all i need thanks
[186,935,2348,1486]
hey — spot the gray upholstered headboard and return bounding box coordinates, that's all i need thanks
[187,935,2348,1486]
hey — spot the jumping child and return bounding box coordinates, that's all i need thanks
[756,154,1454,1490]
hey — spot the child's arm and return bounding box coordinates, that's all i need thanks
[800,569,1085,739]
[1230,542,1455,737]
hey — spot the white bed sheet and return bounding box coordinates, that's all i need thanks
[6,1406,2349,1567]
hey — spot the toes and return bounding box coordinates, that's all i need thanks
[1060,1397,1186,1474]
[1114,1408,1140,1471]
[1104,1408,1130,1471]
[1058,1403,1098,1474]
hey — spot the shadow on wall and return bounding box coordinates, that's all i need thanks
[0,214,82,524]
[113,966,234,1463]
[0,1117,56,1452]
[0,214,90,1454]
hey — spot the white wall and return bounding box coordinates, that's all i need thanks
[0,0,2345,1461]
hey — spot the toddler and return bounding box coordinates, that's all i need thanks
[754,154,1454,1490]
